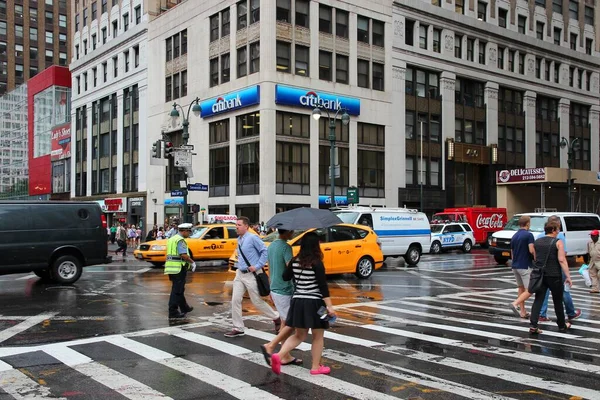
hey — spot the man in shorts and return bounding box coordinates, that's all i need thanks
[259,229,302,366]
[509,215,536,318]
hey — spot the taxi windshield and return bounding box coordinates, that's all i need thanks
[333,212,359,224]
[430,225,444,233]
[503,216,547,232]
[190,227,209,239]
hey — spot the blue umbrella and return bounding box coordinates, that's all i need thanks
[266,207,342,230]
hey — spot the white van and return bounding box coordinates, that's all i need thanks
[489,212,600,264]
[333,207,431,266]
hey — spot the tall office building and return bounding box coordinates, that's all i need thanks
[0,0,71,96]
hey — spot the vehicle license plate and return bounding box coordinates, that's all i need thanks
[502,251,510,257]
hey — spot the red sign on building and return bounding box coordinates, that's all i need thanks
[50,123,71,161]
[496,168,546,184]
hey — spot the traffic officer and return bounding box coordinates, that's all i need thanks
[164,222,197,319]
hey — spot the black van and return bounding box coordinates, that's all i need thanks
[0,201,112,284]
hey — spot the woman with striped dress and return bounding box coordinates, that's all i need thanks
[270,232,336,375]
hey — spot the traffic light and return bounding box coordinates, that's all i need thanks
[164,141,174,157]
[151,140,161,158]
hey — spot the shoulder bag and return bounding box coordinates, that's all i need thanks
[238,243,270,297]
[528,238,557,293]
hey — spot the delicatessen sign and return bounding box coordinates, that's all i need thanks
[496,168,546,184]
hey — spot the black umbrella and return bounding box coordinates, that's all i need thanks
[266,207,343,230]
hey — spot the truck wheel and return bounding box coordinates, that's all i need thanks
[430,241,442,255]
[494,255,508,265]
[355,257,374,279]
[34,269,52,280]
[50,255,83,284]
[480,234,492,249]
[404,246,421,266]
[462,240,472,253]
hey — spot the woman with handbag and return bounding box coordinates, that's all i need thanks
[270,232,336,376]
[529,219,573,334]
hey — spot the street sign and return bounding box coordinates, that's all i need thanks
[347,187,359,204]
[329,165,340,179]
[171,189,185,197]
[188,183,209,191]
[174,150,192,167]
[179,144,194,150]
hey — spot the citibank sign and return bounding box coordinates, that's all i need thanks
[275,85,360,116]
[200,85,260,118]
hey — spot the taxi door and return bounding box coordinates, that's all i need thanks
[226,227,239,258]
[325,226,362,274]
[202,227,228,259]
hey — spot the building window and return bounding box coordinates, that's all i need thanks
[238,0,248,30]
[30,27,38,41]
[166,37,172,61]
[497,46,504,69]
[173,33,180,58]
[123,13,129,32]
[585,6,594,25]
[405,67,439,98]
[295,0,309,28]
[83,72,87,90]
[554,62,560,83]
[134,46,139,67]
[101,0,107,13]
[535,0,545,7]
[405,19,415,46]
[276,142,310,195]
[319,51,332,81]
[46,49,54,63]
[536,22,544,40]
[570,33,577,50]
[135,6,141,24]
[238,46,247,77]
[519,53,525,74]
[222,9,230,36]
[535,57,541,78]
[372,20,384,47]
[238,112,260,137]
[124,51,129,72]
[336,9,349,38]
[173,73,180,99]
[357,149,385,194]
[103,62,107,82]
[585,38,593,55]
[569,0,578,20]
[497,88,523,114]
[165,76,172,102]
[102,28,107,44]
[406,156,414,185]
[30,47,38,60]
[59,52,67,66]
[433,28,441,53]
[478,41,486,64]
[357,60,369,88]
[295,45,309,76]
[15,64,23,78]
[75,14,80,31]
[498,8,507,27]
[276,111,309,138]
[112,20,117,37]
[277,0,290,22]
[466,38,474,61]
[477,1,486,21]
[372,63,384,91]
[569,66,574,86]
[554,28,561,45]
[319,5,332,33]
[357,16,369,44]
[210,146,230,197]
[276,41,291,73]
[419,24,428,49]
[92,34,96,49]
[237,142,260,195]
[250,41,260,73]
[15,25,23,38]
[113,56,118,77]
[210,14,219,42]
[508,50,515,71]
[455,35,462,58]
[336,54,348,84]
[552,0,562,13]
[455,0,464,14]
[181,70,187,97]
[92,1,97,19]
[545,60,550,80]
[455,78,484,108]
[210,57,219,86]
[518,15,526,34]
[250,0,260,24]
[221,53,230,83]
[46,31,53,44]
[59,14,67,28]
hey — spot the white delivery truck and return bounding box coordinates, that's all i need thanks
[333,206,431,266]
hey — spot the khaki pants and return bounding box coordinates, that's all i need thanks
[590,263,599,291]
[231,269,279,331]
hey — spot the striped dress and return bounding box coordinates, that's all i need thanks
[282,260,331,329]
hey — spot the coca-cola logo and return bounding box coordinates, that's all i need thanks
[476,213,504,229]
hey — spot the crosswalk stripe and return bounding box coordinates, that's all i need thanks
[0,369,68,400]
[168,328,252,355]
[363,324,600,376]
[43,346,171,399]
[107,336,284,400]
[243,328,312,351]
[0,312,58,344]
[466,293,600,315]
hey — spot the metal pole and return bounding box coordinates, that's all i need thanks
[567,152,572,212]
[329,118,336,210]
[182,118,190,223]
[420,120,424,212]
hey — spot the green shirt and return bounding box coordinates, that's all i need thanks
[268,238,294,296]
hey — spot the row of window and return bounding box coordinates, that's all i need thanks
[3,5,67,28]
[207,42,259,88]
[76,46,140,95]
[165,30,187,62]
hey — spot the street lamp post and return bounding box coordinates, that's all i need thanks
[170,97,201,223]
[560,136,580,212]
[312,106,350,209]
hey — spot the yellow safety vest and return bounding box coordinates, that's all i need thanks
[164,234,190,274]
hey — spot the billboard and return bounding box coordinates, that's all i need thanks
[496,168,546,184]
[50,123,71,161]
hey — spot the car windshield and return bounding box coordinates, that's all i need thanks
[263,230,306,243]
[190,227,209,239]
[431,214,454,223]
[333,211,359,224]
[503,216,547,232]
[430,225,444,233]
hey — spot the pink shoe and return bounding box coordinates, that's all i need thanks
[271,354,281,375]
[310,365,331,375]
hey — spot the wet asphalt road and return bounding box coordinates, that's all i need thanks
[0,247,599,399]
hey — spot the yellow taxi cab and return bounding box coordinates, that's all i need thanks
[229,223,384,279]
[134,224,248,267]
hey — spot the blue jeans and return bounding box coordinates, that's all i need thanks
[540,272,575,317]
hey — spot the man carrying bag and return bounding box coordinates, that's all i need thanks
[224,217,280,338]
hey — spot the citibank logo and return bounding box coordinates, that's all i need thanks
[299,91,342,110]
[498,170,510,183]
[212,94,242,113]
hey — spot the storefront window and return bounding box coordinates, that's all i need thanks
[276,142,310,195]
[237,141,259,195]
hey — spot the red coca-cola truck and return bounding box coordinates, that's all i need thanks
[431,207,507,247]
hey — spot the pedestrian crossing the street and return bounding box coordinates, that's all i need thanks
[1,289,599,400]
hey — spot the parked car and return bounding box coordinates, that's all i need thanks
[429,222,476,254]
[229,223,384,279]
[431,207,507,248]
[0,201,111,283]
[490,212,600,264]
[333,207,430,266]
